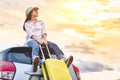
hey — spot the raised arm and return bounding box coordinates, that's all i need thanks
[41,21,47,45]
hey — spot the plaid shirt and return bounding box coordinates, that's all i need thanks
[25,19,46,42]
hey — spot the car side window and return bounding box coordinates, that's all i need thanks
[4,47,32,64]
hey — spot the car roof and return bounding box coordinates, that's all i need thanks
[1,46,32,53]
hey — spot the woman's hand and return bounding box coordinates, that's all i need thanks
[37,39,43,45]
[43,39,48,45]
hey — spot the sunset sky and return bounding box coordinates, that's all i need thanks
[0,0,120,79]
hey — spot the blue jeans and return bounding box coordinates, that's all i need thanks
[48,41,64,59]
[27,40,64,60]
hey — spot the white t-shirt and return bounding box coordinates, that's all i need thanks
[25,19,47,43]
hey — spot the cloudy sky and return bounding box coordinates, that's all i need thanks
[0,0,120,75]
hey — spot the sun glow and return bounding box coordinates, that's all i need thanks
[94,27,105,32]
[63,29,92,40]
[58,0,120,25]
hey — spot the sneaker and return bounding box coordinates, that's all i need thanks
[33,56,40,72]
[66,56,73,67]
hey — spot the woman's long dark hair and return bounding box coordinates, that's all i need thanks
[23,11,32,31]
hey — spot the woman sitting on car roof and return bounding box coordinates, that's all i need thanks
[23,7,73,72]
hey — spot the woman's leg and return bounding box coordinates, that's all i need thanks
[27,40,40,72]
[47,41,64,59]
[47,41,73,67]
[27,40,39,59]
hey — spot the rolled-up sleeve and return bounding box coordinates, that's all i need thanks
[25,23,35,38]
[41,21,47,35]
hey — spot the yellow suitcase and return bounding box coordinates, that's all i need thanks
[40,45,72,80]
[42,59,72,80]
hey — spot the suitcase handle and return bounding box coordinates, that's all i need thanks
[39,45,45,61]
[46,45,52,59]
[39,45,52,61]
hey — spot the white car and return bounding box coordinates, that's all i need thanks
[0,46,80,80]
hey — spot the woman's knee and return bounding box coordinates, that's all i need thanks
[48,41,57,47]
[27,40,39,48]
